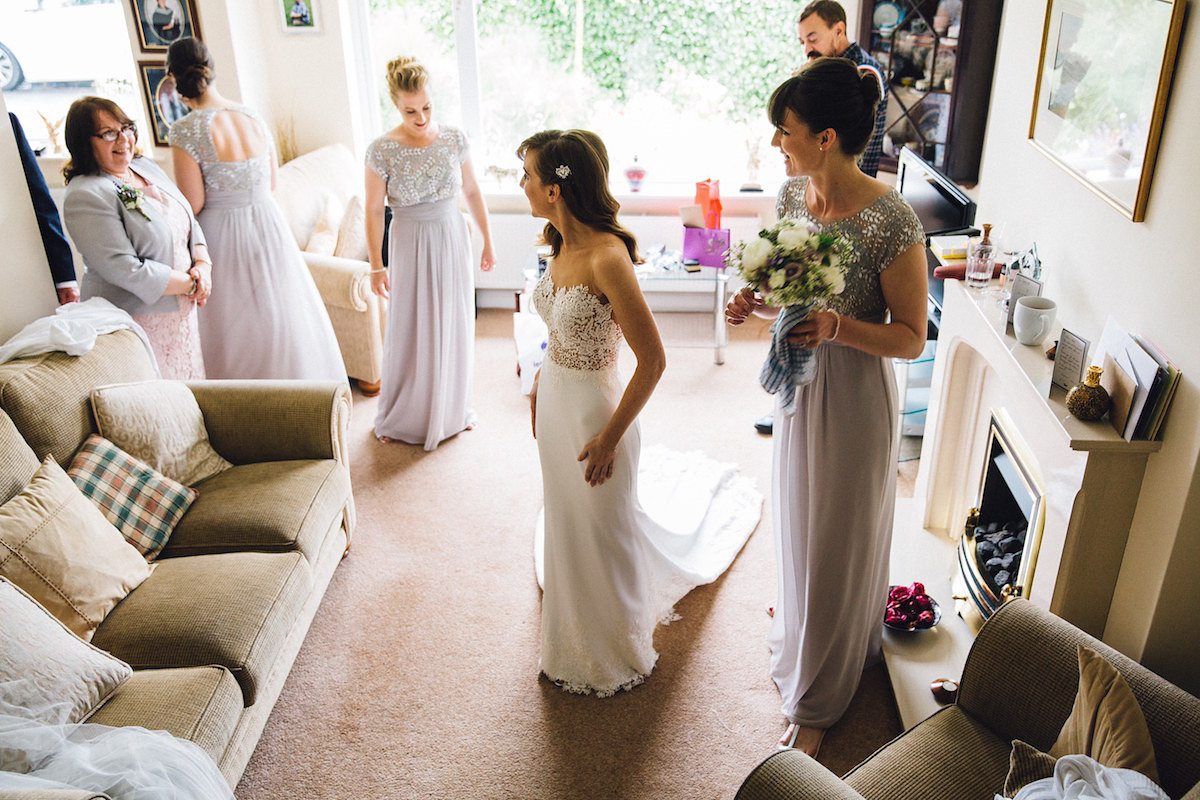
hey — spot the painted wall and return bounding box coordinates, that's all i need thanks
[0,90,58,342]
[973,0,1200,694]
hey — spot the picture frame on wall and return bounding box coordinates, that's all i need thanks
[1028,0,1186,222]
[130,0,201,51]
[137,61,190,147]
[280,0,319,32]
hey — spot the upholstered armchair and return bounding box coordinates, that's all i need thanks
[274,144,484,396]
[735,599,1200,800]
[274,144,385,395]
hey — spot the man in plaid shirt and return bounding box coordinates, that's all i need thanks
[756,0,890,436]
[797,0,889,177]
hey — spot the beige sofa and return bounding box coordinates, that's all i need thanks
[0,329,354,795]
[274,143,386,395]
[735,599,1200,800]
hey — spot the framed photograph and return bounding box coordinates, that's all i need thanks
[130,0,201,52]
[280,0,318,32]
[137,61,190,147]
[1028,0,1186,222]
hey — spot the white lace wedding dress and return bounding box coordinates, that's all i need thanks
[532,271,762,696]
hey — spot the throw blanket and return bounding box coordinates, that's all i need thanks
[0,695,232,799]
[0,298,159,374]
[1002,755,1168,800]
[759,303,815,416]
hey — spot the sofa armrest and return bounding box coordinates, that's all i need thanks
[0,791,111,799]
[187,380,351,468]
[734,751,866,800]
[302,252,374,312]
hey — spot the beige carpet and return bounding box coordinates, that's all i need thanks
[235,309,904,799]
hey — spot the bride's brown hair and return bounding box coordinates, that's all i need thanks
[517,130,641,264]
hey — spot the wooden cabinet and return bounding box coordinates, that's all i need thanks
[859,0,1003,184]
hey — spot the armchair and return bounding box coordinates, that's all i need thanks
[735,599,1200,800]
[274,144,385,395]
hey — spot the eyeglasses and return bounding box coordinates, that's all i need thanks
[93,123,137,143]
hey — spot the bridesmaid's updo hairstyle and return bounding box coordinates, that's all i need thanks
[166,37,214,100]
[386,55,429,104]
[61,96,140,183]
[517,129,641,264]
[768,57,881,157]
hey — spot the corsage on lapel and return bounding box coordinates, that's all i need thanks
[115,183,151,221]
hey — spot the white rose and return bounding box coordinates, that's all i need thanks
[768,269,787,290]
[776,228,811,252]
[819,264,846,294]
[740,237,773,272]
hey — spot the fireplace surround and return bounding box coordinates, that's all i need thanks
[914,279,1159,636]
[884,279,1160,725]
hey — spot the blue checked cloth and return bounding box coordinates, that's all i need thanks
[759,303,816,416]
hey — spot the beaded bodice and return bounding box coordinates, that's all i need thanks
[167,104,272,194]
[365,126,467,208]
[776,177,924,323]
[532,271,622,372]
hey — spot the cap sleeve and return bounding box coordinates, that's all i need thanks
[365,138,389,179]
[876,192,926,271]
[454,127,469,164]
[166,113,203,163]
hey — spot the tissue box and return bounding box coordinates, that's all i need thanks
[682,227,730,268]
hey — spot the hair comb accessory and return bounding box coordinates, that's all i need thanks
[857,63,884,92]
[555,165,571,179]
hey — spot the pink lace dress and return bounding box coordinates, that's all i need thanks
[133,183,205,380]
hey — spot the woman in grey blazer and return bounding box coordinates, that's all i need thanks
[62,96,212,379]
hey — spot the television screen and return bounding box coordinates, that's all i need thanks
[896,147,976,237]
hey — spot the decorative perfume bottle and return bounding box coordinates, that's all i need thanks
[1066,365,1110,421]
[624,157,646,192]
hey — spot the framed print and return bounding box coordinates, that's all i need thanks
[1028,0,1186,221]
[130,0,201,52]
[280,0,319,32]
[137,61,189,147]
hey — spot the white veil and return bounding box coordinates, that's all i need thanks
[0,692,234,799]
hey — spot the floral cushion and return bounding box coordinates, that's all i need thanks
[68,434,197,559]
[90,380,232,486]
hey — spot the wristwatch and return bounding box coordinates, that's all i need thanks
[186,277,199,296]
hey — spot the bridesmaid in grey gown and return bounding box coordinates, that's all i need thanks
[364,55,495,450]
[166,37,346,383]
[726,58,928,758]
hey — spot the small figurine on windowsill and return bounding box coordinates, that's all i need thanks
[38,111,64,155]
[740,135,763,192]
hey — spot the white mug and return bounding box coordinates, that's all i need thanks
[1013,296,1057,346]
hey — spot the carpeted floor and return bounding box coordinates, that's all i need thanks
[234,309,904,799]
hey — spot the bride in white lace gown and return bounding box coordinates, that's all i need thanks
[521,130,762,696]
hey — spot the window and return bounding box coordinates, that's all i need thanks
[2,0,145,158]
[366,0,800,193]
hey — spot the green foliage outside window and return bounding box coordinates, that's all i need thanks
[371,0,798,124]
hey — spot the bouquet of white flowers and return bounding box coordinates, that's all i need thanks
[728,219,852,413]
[725,218,848,308]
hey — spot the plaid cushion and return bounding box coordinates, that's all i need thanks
[67,434,197,559]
